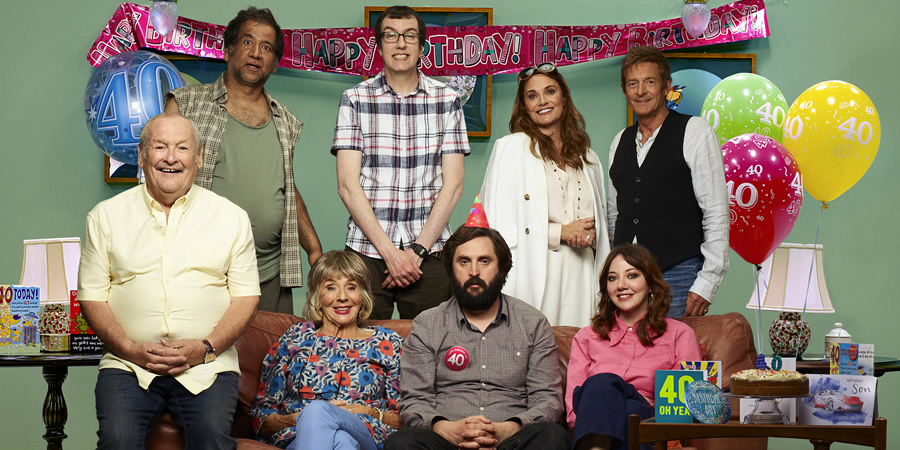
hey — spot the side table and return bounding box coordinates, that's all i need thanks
[0,352,102,450]
[628,414,887,450]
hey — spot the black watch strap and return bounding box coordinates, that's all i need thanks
[408,243,428,258]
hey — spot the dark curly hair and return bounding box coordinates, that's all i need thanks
[591,244,670,346]
[442,226,513,286]
[510,66,592,170]
[223,6,285,61]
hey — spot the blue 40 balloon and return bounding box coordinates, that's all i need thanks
[84,51,185,165]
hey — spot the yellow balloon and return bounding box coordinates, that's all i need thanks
[782,81,880,202]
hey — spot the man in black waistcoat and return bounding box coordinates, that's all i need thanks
[607,46,729,318]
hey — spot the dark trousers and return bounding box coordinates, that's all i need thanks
[258,272,295,314]
[351,247,451,320]
[572,373,653,450]
[385,422,570,450]
[95,369,239,450]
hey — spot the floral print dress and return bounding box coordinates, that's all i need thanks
[251,322,403,449]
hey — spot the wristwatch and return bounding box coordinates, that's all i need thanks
[408,242,429,258]
[202,339,216,364]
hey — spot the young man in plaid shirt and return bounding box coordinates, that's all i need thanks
[332,5,469,319]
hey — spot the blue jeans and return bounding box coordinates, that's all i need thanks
[661,255,703,318]
[286,400,377,450]
[94,369,238,450]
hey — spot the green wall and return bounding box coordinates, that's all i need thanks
[1,1,896,448]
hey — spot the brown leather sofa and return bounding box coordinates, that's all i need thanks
[147,311,765,450]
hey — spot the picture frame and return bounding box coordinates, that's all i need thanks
[626,52,756,127]
[365,7,493,137]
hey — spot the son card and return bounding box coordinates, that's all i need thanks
[799,374,876,426]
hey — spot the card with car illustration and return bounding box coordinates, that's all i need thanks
[798,374,877,426]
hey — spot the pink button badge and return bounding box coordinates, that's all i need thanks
[444,346,470,371]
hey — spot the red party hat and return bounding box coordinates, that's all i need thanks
[465,194,490,228]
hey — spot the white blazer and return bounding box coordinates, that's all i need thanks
[480,133,610,311]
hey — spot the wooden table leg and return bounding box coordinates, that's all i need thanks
[809,440,832,450]
[41,365,68,450]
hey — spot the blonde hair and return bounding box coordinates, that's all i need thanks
[302,251,374,328]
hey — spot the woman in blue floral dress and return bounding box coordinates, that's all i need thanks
[251,251,403,449]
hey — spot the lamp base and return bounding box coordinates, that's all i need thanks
[769,312,810,357]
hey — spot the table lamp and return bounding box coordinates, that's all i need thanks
[746,243,834,357]
[19,238,81,352]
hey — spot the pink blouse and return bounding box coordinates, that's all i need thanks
[564,314,702,428]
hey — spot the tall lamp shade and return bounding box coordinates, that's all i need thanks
[747,243,834,357]
[746,243,834,313]
[19,238,81,304]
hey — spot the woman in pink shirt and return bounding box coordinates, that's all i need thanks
[566,244,701,450]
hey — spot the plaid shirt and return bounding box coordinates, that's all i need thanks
[331,70,470,258]
[167,74,305,287]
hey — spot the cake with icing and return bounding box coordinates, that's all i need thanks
[730,369,809,396]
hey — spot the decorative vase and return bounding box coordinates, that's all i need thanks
[769,312,810,357]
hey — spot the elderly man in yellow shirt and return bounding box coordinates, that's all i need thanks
[77,112,260,449]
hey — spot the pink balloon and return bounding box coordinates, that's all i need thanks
[722,133,803,265]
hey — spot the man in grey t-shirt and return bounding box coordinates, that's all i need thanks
[166,7,321,313]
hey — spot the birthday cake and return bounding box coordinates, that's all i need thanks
[730,369,809,396]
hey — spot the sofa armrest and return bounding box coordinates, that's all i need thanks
[676,312,759,390]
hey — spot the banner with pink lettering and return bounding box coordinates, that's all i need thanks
[88,1,768,76]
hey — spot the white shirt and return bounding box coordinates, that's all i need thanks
[607,116,729,302]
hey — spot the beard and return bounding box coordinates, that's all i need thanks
[452,273,504,312]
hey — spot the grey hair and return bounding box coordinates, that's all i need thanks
[138,112,201,160]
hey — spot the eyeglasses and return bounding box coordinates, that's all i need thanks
[381,32,420,44]
[517,63,558,82]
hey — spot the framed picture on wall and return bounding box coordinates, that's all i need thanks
[365,7,493,137]
[626,52,756,127]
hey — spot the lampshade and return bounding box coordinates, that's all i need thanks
[19,238,81,305]
[746,243,835,313]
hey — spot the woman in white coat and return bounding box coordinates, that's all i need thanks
[481,63,610,327]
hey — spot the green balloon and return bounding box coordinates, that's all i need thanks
[701,73,788,145]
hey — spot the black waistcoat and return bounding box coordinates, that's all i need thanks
[609,110,703,271]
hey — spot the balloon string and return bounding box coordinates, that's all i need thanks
[754,263,764,354]
[796,203,826,356]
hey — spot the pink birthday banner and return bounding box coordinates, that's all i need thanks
[88,1,768,76]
